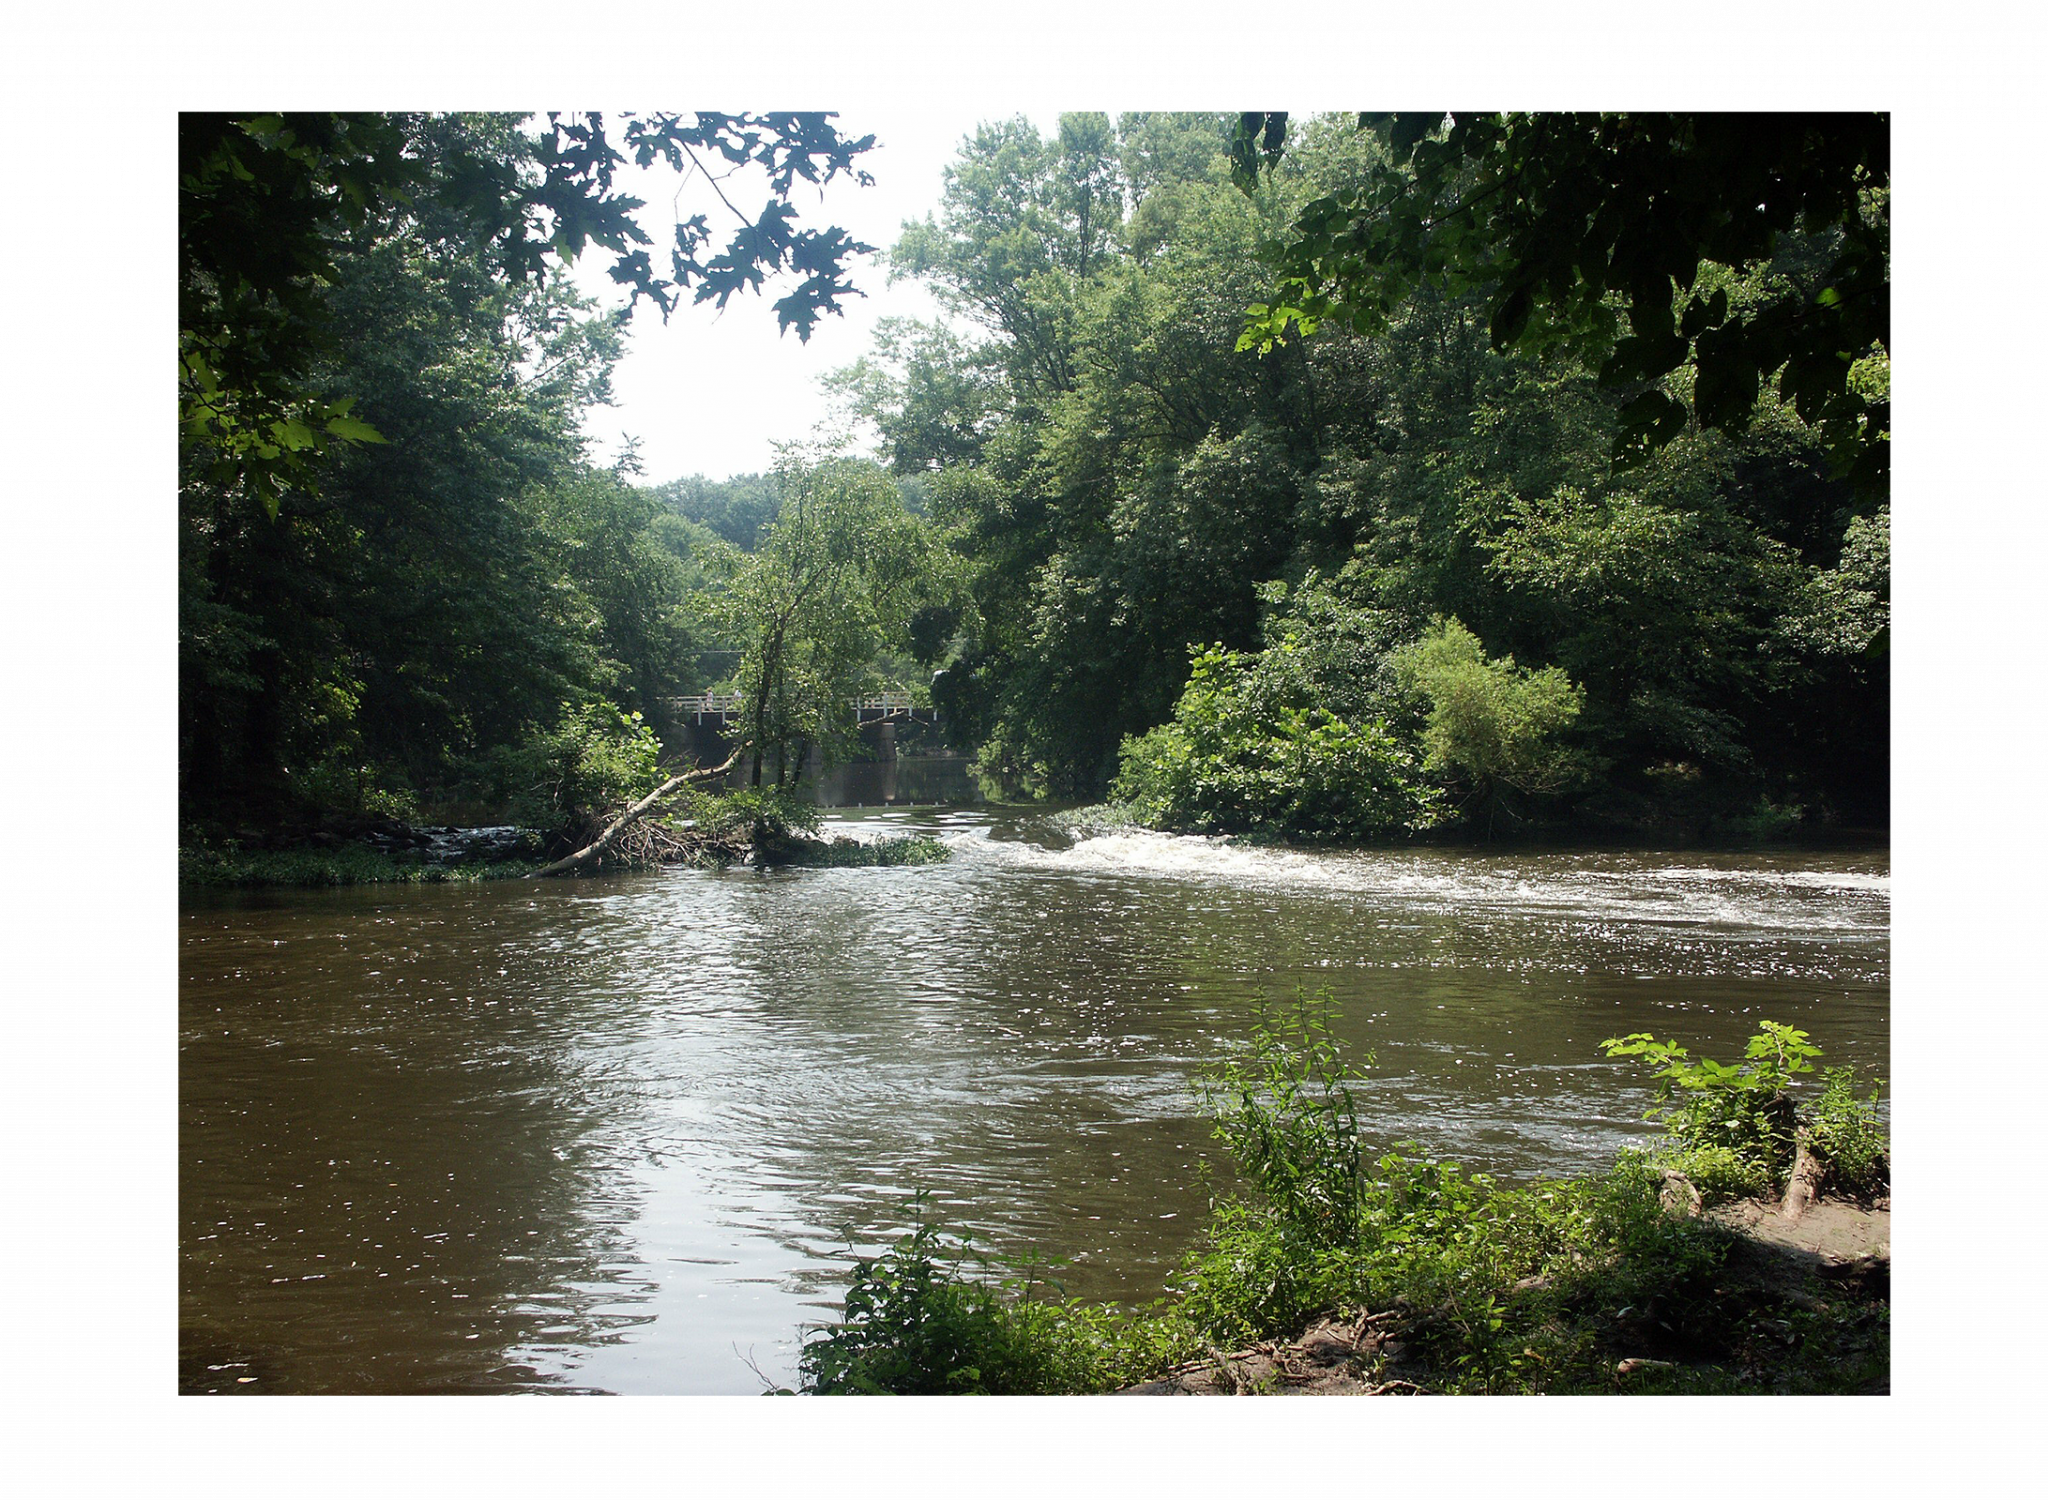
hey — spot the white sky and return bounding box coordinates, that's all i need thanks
[569,110,1060,483]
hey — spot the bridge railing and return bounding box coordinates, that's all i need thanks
[665,690,923,718]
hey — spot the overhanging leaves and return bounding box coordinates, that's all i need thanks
[1230,112,1889,493]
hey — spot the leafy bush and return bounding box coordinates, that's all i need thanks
[1113,645,1441,841]
[1174,1196,1369,1347]
[778,834,951,867]
[1708,794,1807,842]
[1602,1022,1820,1185]
[1175,994,1377,1340]
[799,1215,1041,1394]
[797,1201,1180,1395]
[1390,617,1586,804]
[1665,1144,1775,1205]
[1808,1066,1889,1198]
[290,751,420,822]
[1205,992,1369,1247]
[494,698,664,827]
[1603,1024,1886,1202]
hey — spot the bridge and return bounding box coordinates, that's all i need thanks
[665,691,932,725]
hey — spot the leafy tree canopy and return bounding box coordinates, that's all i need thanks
[181,111,877,511]
[1231,112,1889,492]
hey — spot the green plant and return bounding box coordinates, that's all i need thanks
[800,1212,1025,1394]
[691,785,824,856]
[290,749,420,821]
[777,834,951,868]
[797,1197,1178,1395]
[1205,990,1370,1247]
[1709,795,1807,842]
[1389,617,1587,812]
[1665,1144,1775,1205]
[1114,645,1440,841]
[1602,1022,1822,1184]
[1808,1066,1889,1199]
[498,698,664,827]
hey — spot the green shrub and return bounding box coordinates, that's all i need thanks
[1602,1022,1821,1186]
[1205,992,1369,1247]
[289,751,421,822]
[694,784,821,841]
[797,1202,1180,1395]
[799,1216,1037,1394]
[1602,1023,1889,1205]
[778,834,951,867]
[1709,795,1807,842]
[1113,645,1440,841]
[1664,1144,1775,1205]
[1808,1066,1889,1198]
[493,698,664,827]
[1390,617,1586,802]
[1174,1197,1369,1347]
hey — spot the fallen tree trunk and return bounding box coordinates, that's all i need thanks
[528,748,743,879]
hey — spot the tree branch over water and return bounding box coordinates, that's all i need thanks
[529,747,743,878]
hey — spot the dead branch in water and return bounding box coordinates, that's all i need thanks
[529,748,743,878]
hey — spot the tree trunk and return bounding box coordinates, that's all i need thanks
[527,748,742,878]
[1780,1126,1826,1223]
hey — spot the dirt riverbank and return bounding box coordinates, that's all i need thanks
[1119,1195,1889,1395]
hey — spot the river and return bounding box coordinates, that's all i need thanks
[179,808,1889,1394]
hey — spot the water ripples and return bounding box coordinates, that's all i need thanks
[182,811,1887,1393]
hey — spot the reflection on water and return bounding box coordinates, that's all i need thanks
[181,810,1888,1393]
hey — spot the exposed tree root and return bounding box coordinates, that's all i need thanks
[1779,1126,1827,1223]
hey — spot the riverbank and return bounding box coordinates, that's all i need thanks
[793,1015,1890,1396]
[793,1163,1889,1396]
[179,820,949,887]
[1120,1195,1890,1396]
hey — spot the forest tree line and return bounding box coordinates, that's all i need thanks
[180,111,1888,842]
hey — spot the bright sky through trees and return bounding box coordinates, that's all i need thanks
[571,109,1059,482]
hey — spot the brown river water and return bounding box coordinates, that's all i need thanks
[180,808,1888,1394]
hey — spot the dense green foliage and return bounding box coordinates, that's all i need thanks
[1113,643,1439,840]
[177,113,949,835]
[1391,618,1586,822]
[835,112,1887,829]
[182,110,1889,845]
[182,112,876,510]
[1234,112,1888,491]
